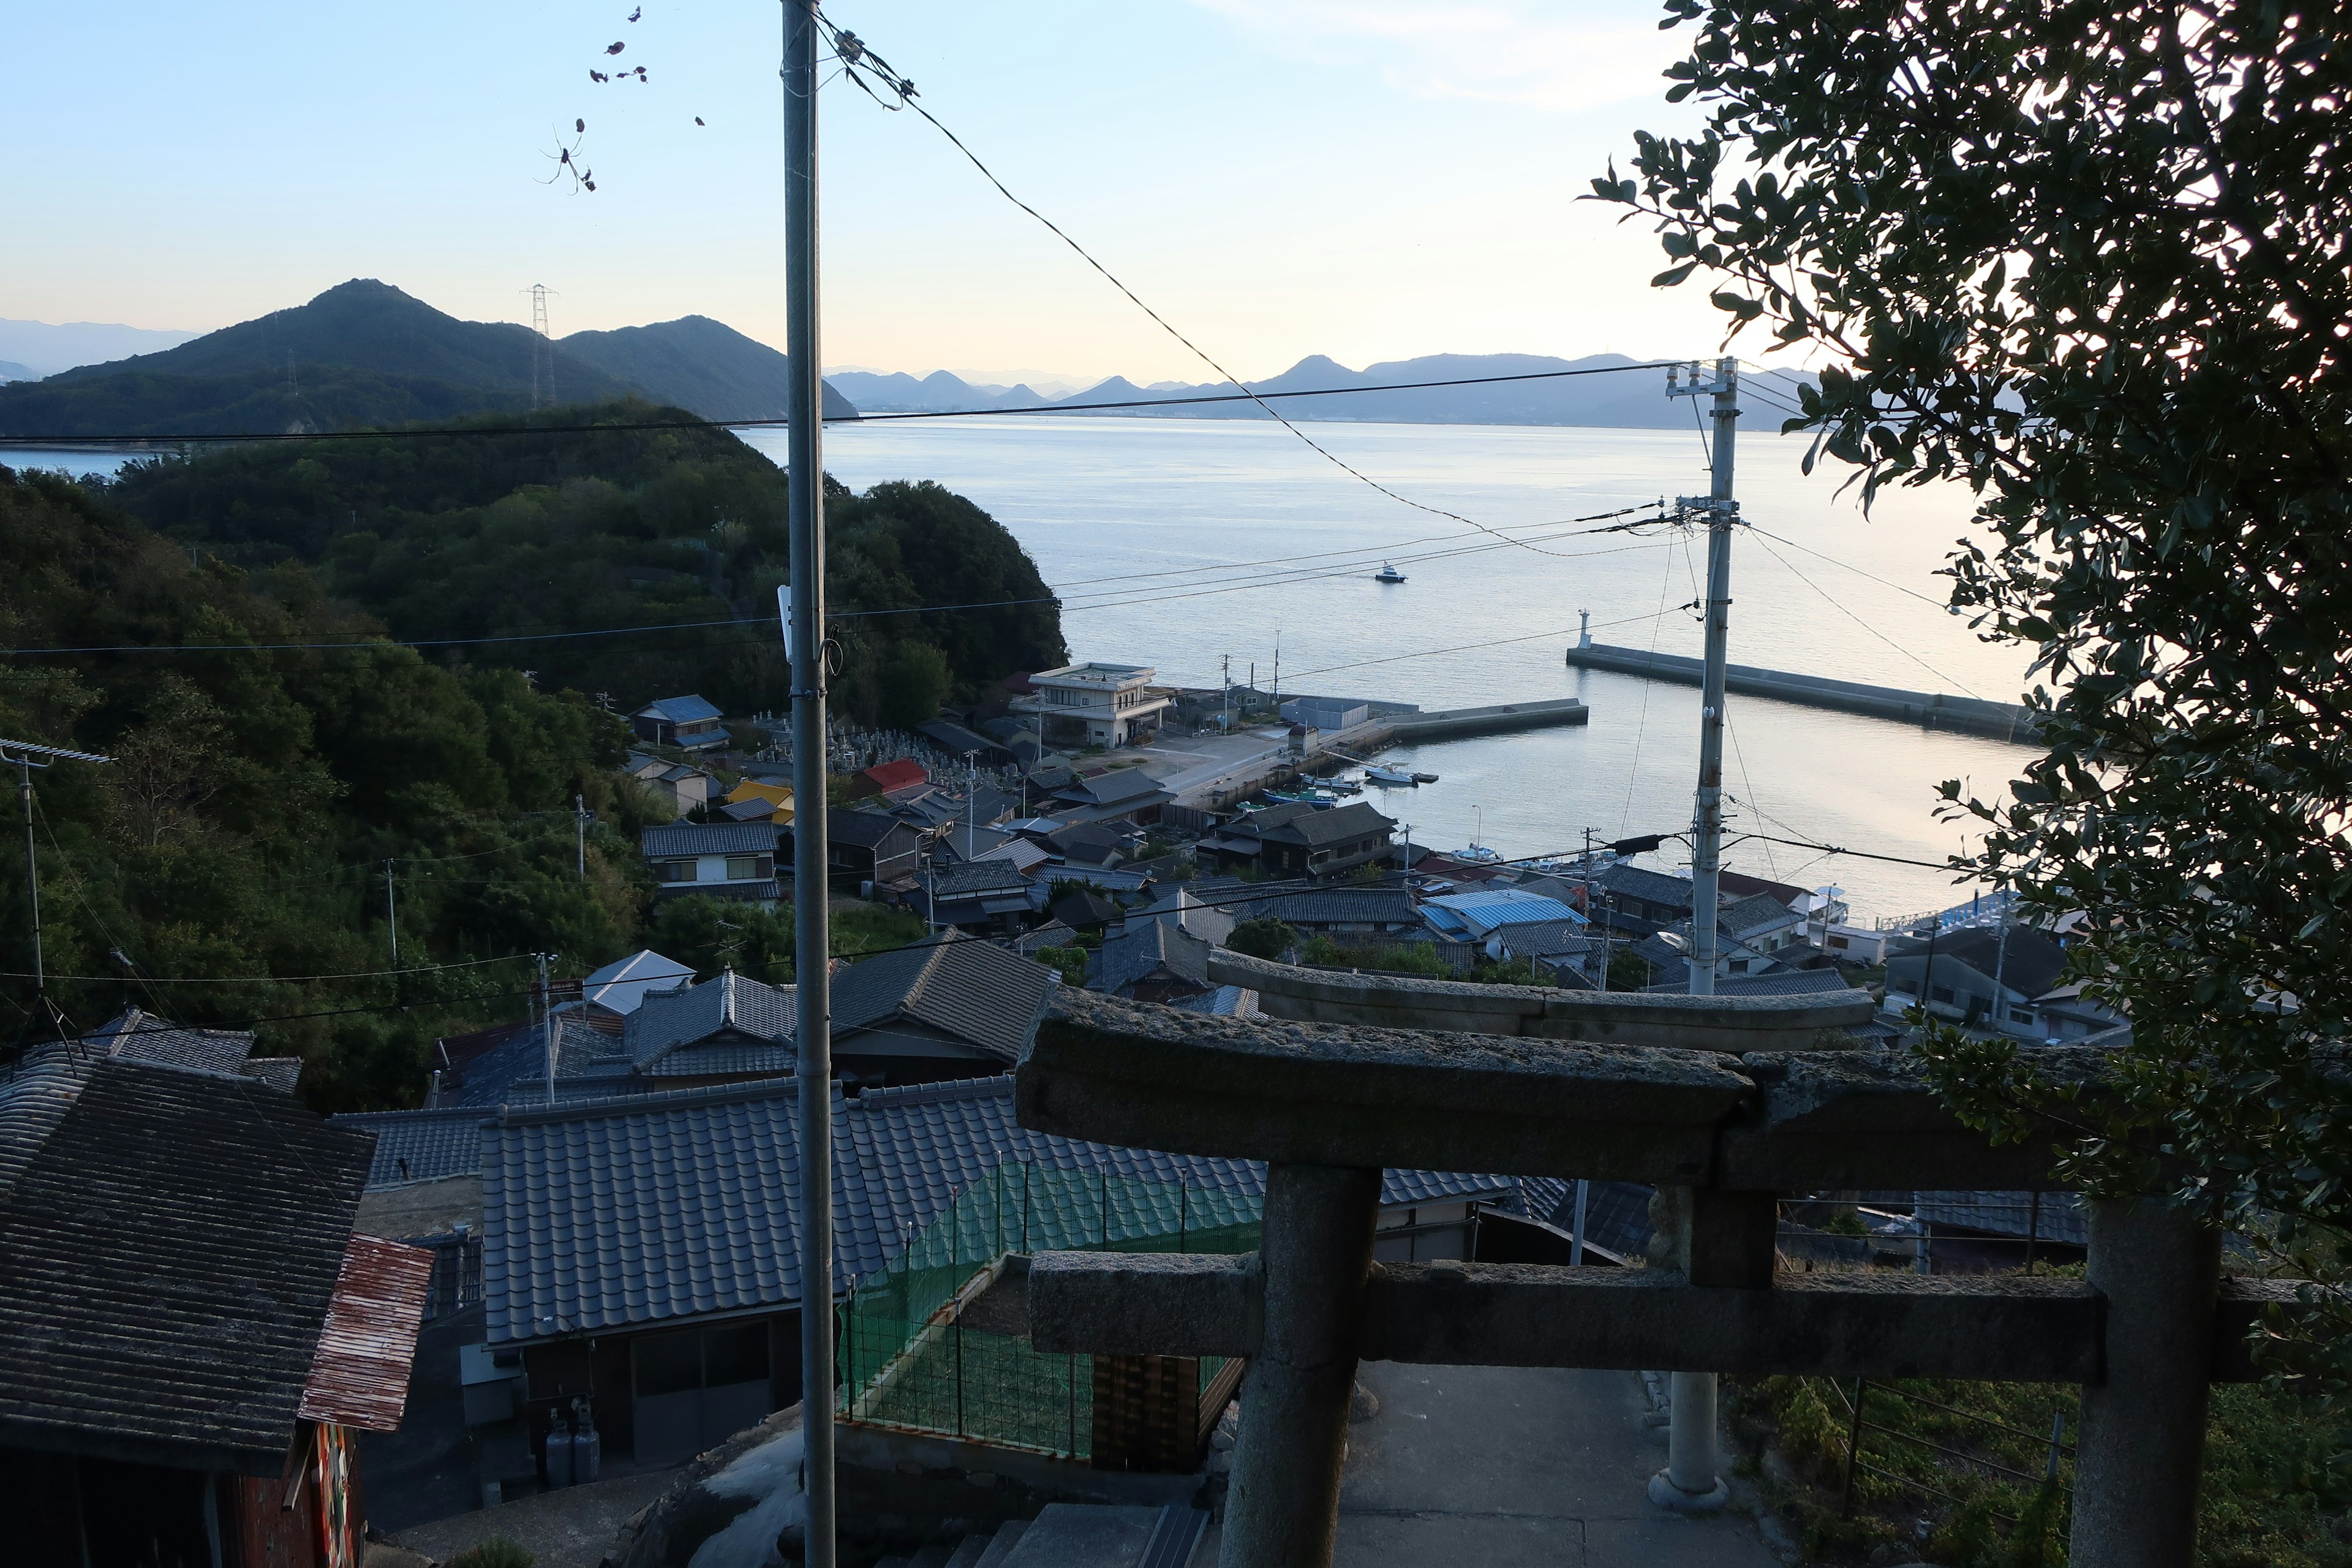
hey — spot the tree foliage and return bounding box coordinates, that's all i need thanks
[1598,0,2352,1383]
[101,404,1066,723]
[0,464,662,1109]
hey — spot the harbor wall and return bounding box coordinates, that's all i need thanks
[1562,643,2036,742]
[1367,697,1589,744]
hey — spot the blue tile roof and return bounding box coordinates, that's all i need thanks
[333,1106,488,1187]
[636,695,724,725]
[480,1072,1528,1345]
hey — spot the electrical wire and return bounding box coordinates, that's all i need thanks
[6,953,531,984]
[1615,544,1684,836]
[1744,522,1955,611]
[1725,832,1961,872]
[1743,530,1986,698]
[1278,605,1694,684]
[810,8,1640,564]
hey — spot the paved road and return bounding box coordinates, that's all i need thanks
[1332,1363,1785,1566]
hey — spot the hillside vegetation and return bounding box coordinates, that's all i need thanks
[102,401,1066,722]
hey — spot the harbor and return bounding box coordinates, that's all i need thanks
[1562,639,2037,742]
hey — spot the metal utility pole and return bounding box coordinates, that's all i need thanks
[782,4,837,1558]
[3,738,111,1026]
[1654,355,1740,1515]
[385,861,400,967]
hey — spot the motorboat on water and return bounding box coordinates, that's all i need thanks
[1411,771,1439,783]
[1362,764,1415,786]
[1457,843,1503,864]
[1374,563,1407,584]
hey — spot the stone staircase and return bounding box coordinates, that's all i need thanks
[876,1502,1207,1568]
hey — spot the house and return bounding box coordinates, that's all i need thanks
[1046,820,1136,868]
[1123,886,1238,950]
[641,821,783,908]
[1280,696,1368,733]
[631,695,729,752]
[1716,869,1812,908]
[628,754,718,817]
[1487,921,1600,985]
[788,808,924,891]
[1090,918,1217,1005]
[918,717,1018,768]
[1050,766,1172,824]
[1627,892,1811,984]
[1881,926,2110,1038]
[848,758,929,800]
[81,1007,304,1093]
[831,934,1061,1086]
[550,949,698,1033]
[723,778,795,824]
[1049,886,1123,932]
[1588,862,1699,928]
[0,1046,431,1566]
[1208,800,1397,879]
[914,859,1040,934]
[1422,889,1588,944]
[1237,885,1420,939]
[1010,662,1174,749]
[477,1072,1528,1468]
[620,968,799,1087]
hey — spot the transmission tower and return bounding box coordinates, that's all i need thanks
[527,284,557,409]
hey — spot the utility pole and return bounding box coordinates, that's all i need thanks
[575,794,590,882]
[1221,654,1231,734]
[1654,354,1740,1515]
[385,861,400,967]
[782,4,837,1558]
[537,951,554,1103]
[3,739,111,1031]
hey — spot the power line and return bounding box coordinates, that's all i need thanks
[1743,529,1987,698]
[1744,522,1954,611]
[1725,832,1962,872]
[1280,606,1694,683]
[0,361,1679,451]
[4,952,531,984]
[810,9,1639,564]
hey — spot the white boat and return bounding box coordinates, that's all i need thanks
[1363,764,1415,786]
[1457,843,1503,864]
[1374,563,1407,584]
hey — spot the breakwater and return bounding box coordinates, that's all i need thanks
[1562,643,2035,742]
[1356,697,1589,745]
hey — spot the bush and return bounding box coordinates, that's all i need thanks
[447,1540,534,1568]
[1034,944,1089,987]
[876,642,951,732]
[1229,916,1293,960]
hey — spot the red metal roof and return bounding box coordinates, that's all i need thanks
[298,1234,436,1433]
[857,759,929,793]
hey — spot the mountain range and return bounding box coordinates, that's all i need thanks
[0,280,853,439]
[828,352,1805,430]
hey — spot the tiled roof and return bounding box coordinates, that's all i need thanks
[1057,769,1168,807]
[1090,920,1213,996]
[1259,800,1395,848]
[1491,921,1594,959]
[641,821,780,858]
[1171,985,1260,1018]
[242,1057,305,1093]
[825,809,916,850]
[833,935,1058,1063]
[636,695,723,724]
[1592,862,1697,911]
[858,760,929,794]
[334,1106,489,1188]
[1129,888,1237,949]
[481,1070,1536,1346]
[1887,927,2070,998]
[929,861,1037,897]
[1720,893,1803,937]
[628,970,799,1069]
[1257,888,1417,927]
[0,1051,374,1468]
[85,1008,255,1076]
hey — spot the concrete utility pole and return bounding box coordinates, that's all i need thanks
[782,4,838,1558]
[385,861,400,967]
[537,951,555,1104]
[575,794,590,881]
[1654,353,1740,1513]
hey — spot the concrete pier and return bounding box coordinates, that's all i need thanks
[1562,643,2034,742]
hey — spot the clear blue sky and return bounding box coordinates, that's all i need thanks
[4,2,1721,383]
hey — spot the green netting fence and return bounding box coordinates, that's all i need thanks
[839,1161,1262,1458]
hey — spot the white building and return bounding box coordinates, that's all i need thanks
[1013,663,1172,749]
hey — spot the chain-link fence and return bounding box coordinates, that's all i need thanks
[839,1162,1260,1459]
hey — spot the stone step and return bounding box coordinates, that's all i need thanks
[997,1504,1163,1568]
[941,1531,995,1568]
[970,1519,1027,1568]
[907,1547,956,1568]
[1139,1506,1209,1568]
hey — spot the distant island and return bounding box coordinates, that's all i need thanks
[828,353,1815,431]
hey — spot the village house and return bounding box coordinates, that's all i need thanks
[1010,662,1174,750]
[640,821,783,908]
[630,694,729,753]
[721,777,795,824]
[1202,799,1398,880]
[1626,891,1814,984]
[913,859,1041,934]
[786,807,924,891]
[0,1042,431,1566]
[846,758,929,801]
[1881,925,2119,1039]
[1049,765,1172,824]
[625,753,717,818]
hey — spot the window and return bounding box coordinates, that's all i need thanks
[2011,1008,2035,1025]
[1931,985,1955,1003]
[1730,959,1751,973]
[657,860,699,884]
[1890,976,1918,995]
[725,856,763,881]
[1828,935,1849,949]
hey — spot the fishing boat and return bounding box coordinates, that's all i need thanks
[1457,843,1503,864]
[1363,764,1415,786]
[1410,771,1439,783]
[1374,563,1407,584]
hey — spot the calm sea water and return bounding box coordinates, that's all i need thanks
[21,416,2039,921]
[780,417,2036,923]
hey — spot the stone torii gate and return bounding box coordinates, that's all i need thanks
[1014,965,2290,1568]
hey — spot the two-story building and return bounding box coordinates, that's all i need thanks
[1011,663,1173,750]
[640,822,783,908]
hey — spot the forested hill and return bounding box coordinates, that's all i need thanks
[102,401,1067,726]
[0,280,855,437]
[0,463,660,1110]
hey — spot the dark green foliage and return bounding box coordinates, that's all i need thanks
[1600,0,2352,1395]
[1033,944,1090,987]
[876,642,951,732]
[1820,1205,1871,1238]
[0,464,657,1110]
[100,407,1065,725]
[1606,946,1653,992]
[649,896,796,984]
[445,1540,534,1568]
[1227,917,1292,960]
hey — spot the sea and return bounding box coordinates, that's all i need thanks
[17,416,2036,924]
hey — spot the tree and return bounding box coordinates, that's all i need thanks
[1597,0,2352,1382]
[876,641,950,733]
[1229,917,1294,962]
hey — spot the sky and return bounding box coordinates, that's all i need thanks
[4,2,1724,385]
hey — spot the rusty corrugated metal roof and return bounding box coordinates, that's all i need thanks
[298,1233,435,1433]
